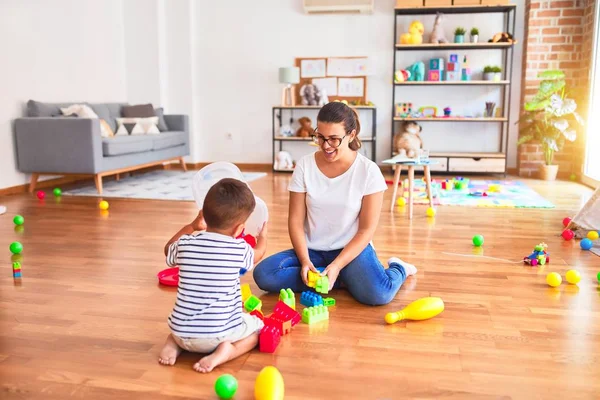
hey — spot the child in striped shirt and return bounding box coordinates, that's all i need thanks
[158,178,267,373]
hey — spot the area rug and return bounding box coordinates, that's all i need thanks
[62,170,267,201]
[390,179,555,208]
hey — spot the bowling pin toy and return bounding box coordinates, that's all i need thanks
[384,297,444,324]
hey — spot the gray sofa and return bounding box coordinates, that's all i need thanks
[14,100,190,194]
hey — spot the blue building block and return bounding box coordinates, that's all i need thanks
[300,291,324,307]
[449,54,458,63]
[429,58,444,71]
[13,272,22,278]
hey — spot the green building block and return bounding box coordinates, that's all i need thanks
[315,276,329,294]
[302,305,329,324]
[279,288,296,310]
[12,262,21,271]
[323,297,336,307]
[244,295,262,312]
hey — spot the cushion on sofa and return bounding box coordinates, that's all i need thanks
[122,104,156,118]
[155,107,169,131]
[152,131,187,151]
[102,135,154,157]
[27,100,78,117]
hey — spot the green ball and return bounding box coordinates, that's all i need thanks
[53,188,62,196]
[214,374,238,399]
[472,234,484,247]
[13,215,24,226]
[9,242,23,255]
[597,272,600,283]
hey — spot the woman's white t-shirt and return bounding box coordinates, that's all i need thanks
[288,152,388,251]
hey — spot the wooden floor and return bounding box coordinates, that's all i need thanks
[1,172,599,399]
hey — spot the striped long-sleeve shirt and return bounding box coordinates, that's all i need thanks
[166,231,254,338]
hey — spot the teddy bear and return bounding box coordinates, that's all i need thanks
[393,121,423,158]
[295,116,313,138]
[299,83,321,106]
[406,62,425,81]
[488,32,518,44]
[274,151,294,170]
[400,20,424,45]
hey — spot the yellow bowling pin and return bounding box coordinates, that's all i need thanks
[385,297,444,324]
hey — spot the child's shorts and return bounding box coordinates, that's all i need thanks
[172,313,264,354]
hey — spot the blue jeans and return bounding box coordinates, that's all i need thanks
[253,244,407,306]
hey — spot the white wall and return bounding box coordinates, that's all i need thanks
[0,0,128,189]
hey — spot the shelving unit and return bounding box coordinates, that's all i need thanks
[392,4,516,175]
[272,105,377,172]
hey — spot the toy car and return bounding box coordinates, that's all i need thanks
[523,243,550,266]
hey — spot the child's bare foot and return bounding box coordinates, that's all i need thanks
[193,342,235,373]
[158,334,182,366]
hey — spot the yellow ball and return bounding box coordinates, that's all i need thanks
[565,269,581,285]
[426,207,436,217]
[546,272,562,288]
[397,197,406,207]
[587,231,599,241]
[99,200,109,210]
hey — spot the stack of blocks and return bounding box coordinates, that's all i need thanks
[259,300,301,353]
[446,54,460,81]
[13,262,21,278]
[428,58,444,81]
[307,269,329,294]
[461,55,471,81]
[302,305,329,325]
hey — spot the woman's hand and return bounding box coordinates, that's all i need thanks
[301,261,319,286]
[322,263,342,291]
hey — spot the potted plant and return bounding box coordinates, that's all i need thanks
[517,70,585,181]
[483,66,502,81]
[470,27,479,43]
[454,27,466,43]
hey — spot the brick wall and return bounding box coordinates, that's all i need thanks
[518,0,596,178]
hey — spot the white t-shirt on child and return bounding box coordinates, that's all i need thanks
[288,152,388,251]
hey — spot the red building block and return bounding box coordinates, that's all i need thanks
[272,301,301,326]
[259,325,280,353]
[250,310,264,321]
[265,316,292,335]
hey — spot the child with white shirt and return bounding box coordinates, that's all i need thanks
[158,178,267,373]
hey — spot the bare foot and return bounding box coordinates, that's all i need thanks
[193,342,235,373]
[158,334,182,366]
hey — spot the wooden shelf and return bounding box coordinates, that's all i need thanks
[394,80,509,86]
[431,152,505,158]
[395,42,513,51]
[395,4,516,15]
[394,117,507,122]
[273,105,375,109]
[274,136,374,142]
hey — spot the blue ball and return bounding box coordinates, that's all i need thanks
[580,238,593,251]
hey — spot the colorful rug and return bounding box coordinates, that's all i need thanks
[390,179,555,208]
[62,170,267,201]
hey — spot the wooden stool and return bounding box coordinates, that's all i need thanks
[389,162,435,219]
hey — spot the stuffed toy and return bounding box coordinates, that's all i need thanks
[488,32,518,44]
[406,62,425,81]
[300,83,321,106]
[394,70,411,83]
[317,89,329,106]
[296,116,313,138]
[399,20,424,45]
[429,13,448,44]
[274,151,294,170]
[393,121,423,158]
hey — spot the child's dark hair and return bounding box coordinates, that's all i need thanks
[202,178,256,230]
[316,102,362,151]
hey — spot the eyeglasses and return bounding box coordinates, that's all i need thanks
[311,131,348,148]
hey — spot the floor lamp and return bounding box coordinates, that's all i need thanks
[279,67,300,107]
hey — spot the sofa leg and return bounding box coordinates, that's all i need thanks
[116,174,120,181]
[29,173,39,193]
[179,157,187,171]
[94,174,103,194]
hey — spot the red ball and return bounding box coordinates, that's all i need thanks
[562,217,572,227]
[36,190,45,200]
[562,229,575,241]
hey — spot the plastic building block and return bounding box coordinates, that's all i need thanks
[12,262,21,271]
[272,300,301,326]
[461,68,471,81]
[241,283,252,302]
[449,53,458,63]
[428,70,441,81]
[300,291,323,307]
[279,288,296,310]
[429,58,444,70]
[302,305,329,325]
[323,298,336,307]
[244,295,262,312]
[315,276,329,294]
[307,270,319,288]
[445,71,459,81]
[265,315,292,335]
[259,325,280,353]
[446,62,458,72]
[250,309,264,321]
[13,272,22,278]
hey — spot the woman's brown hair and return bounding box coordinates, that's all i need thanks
[316,102,362,151]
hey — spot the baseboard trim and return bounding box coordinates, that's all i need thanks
[183,163,272,172]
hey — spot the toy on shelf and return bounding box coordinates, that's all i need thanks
[406,62,425,81]
[488,32,518,44]
[300,291,324,307]
[384,297,444,324]
[299,83,322,106]
[399,20,424,45]
[428,58,444,82]
[523,243,550,266]
[485,102,496,118]
[279,288,296,310]
[274,151,294,171]
[418,106,437,118]
[394,70,411,83]
[302,305,329,324]
[443,107,451,117]
[429,13,448,44]
[460,56,471,81]
[295,117,312,138]
[395,102,414,118]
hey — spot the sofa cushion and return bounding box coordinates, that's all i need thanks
[122,104,156,118]
[102,135,154,157]
[155,107,169,131]
[27,100,78,117]
[152,131,187,151]
[89,103,127,132]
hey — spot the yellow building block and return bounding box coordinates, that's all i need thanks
[241,283,252,302]
[307,270,320,288]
